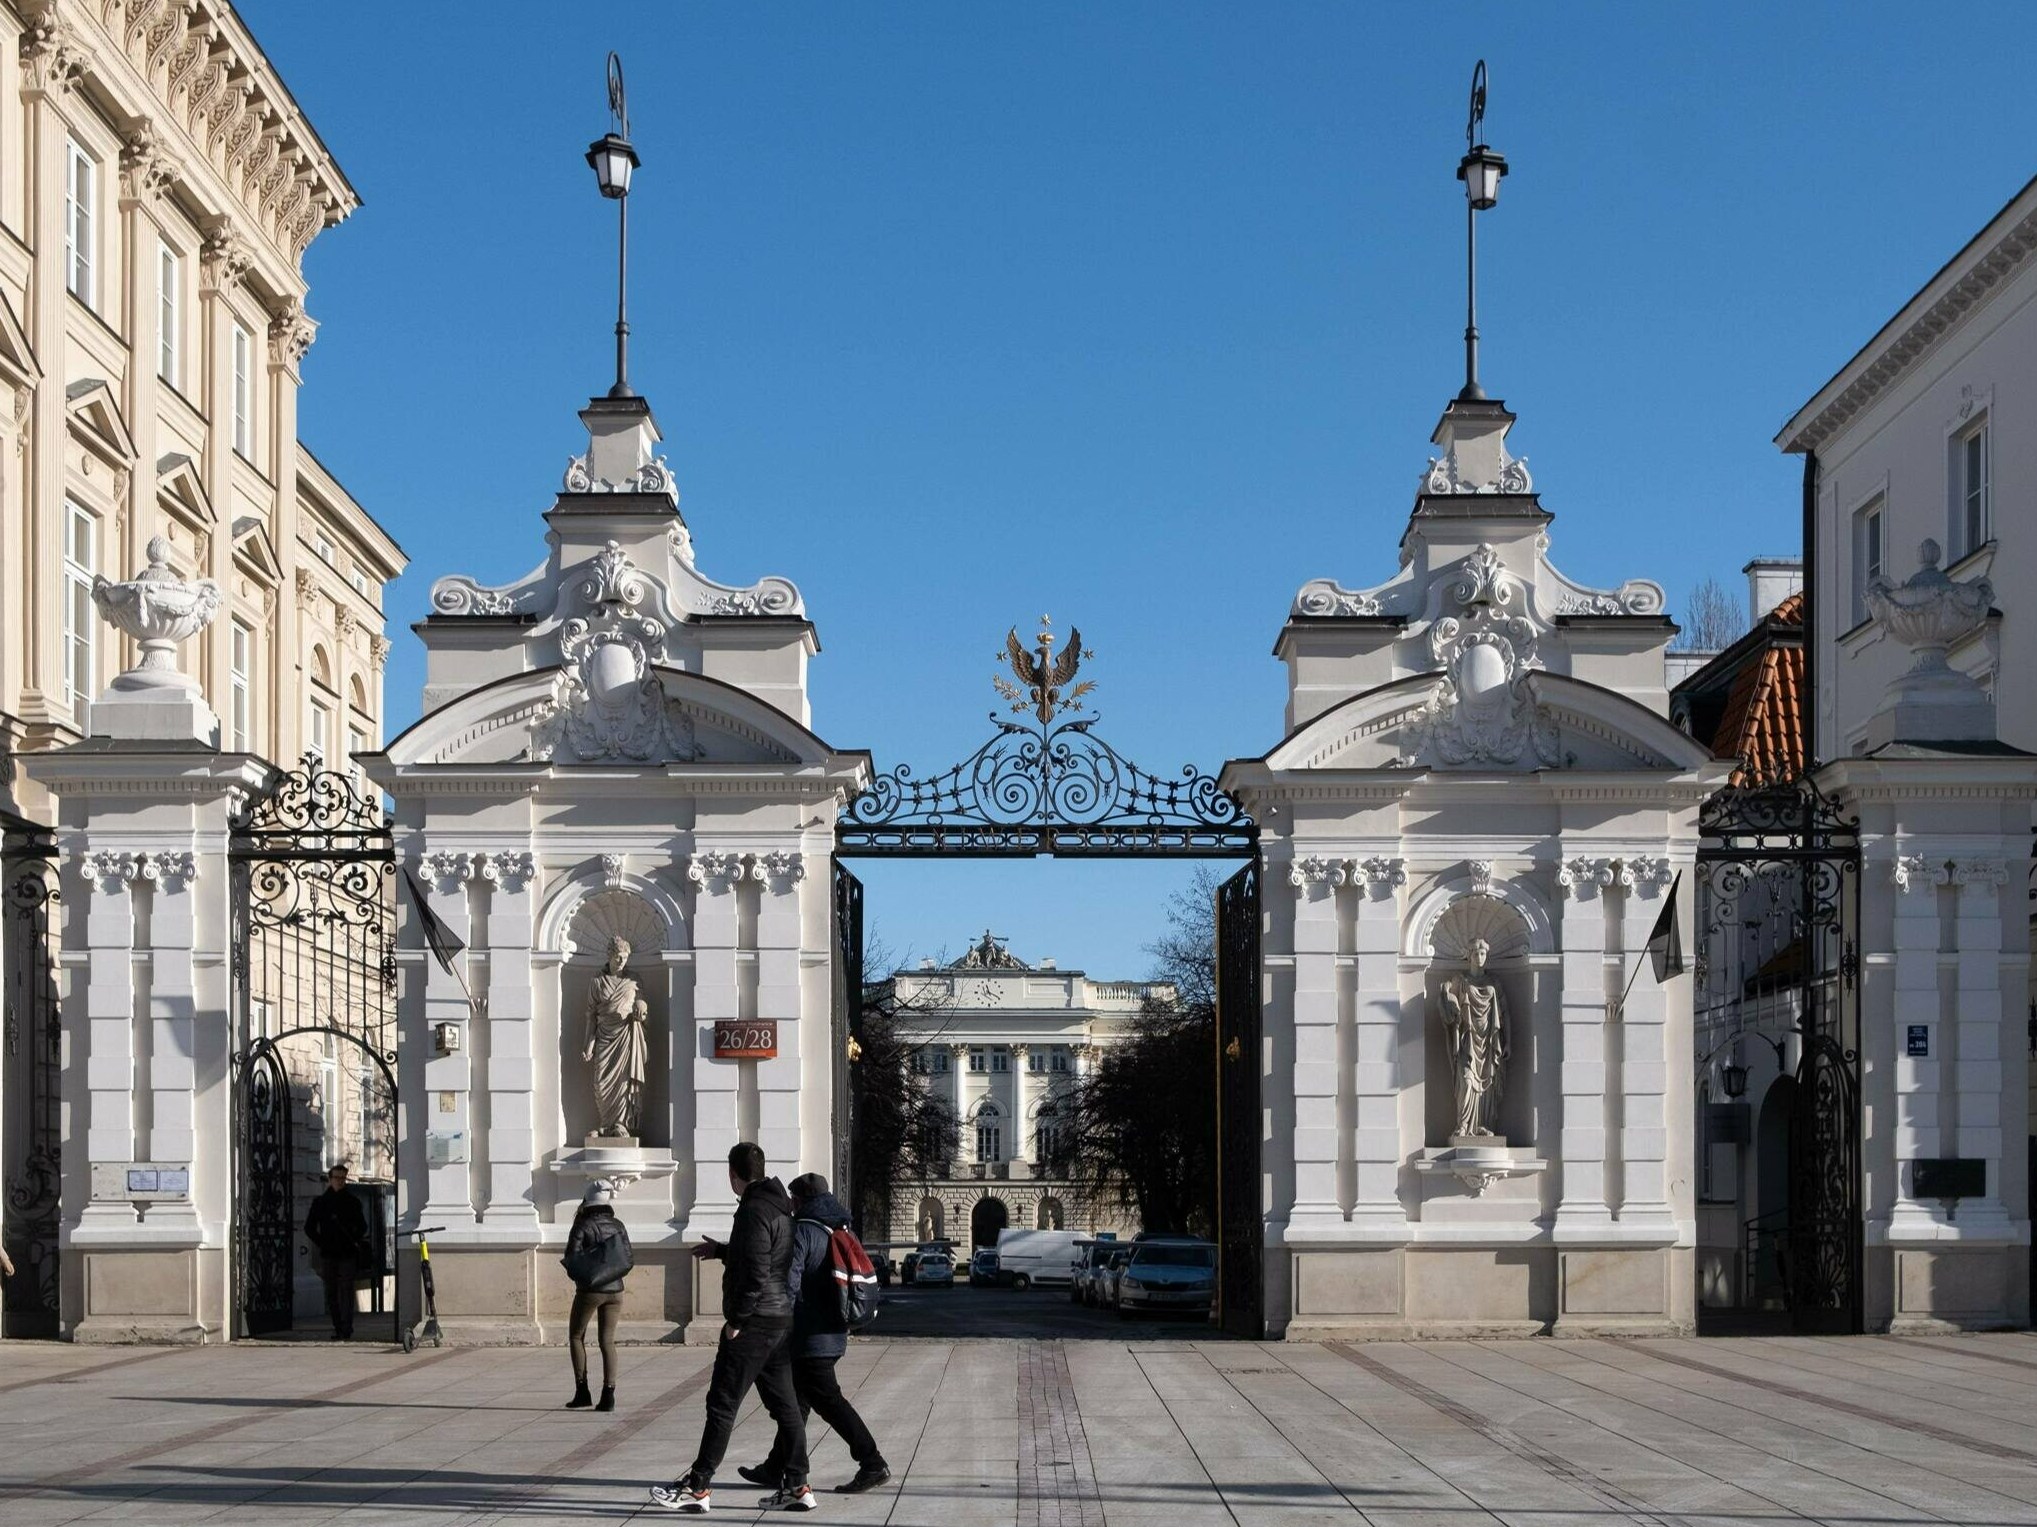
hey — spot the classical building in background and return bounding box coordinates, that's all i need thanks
[882,931,1155,1249]
[0,0,403,1339]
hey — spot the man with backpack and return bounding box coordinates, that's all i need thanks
[740,1172,889,1496]
[650,1143,812,1513]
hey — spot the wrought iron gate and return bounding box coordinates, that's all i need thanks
[2,812,62,1338]
[230,762,400,1338]
[1213,861,1262,1338]
[1695,776,1861,1333]
[837,618,1264,1332]
[832,863,863,1200]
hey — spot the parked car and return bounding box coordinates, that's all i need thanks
[1116,1240,1217,1318]
[993,1228,1086,1290]
[969,1248,1001,1287]
[915,1251,955,1287]
[900,1241,947,1287]
[1071,1240,1120,1305]
[1096,1247,1133,1309]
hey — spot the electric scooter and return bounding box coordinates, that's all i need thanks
[397,1225,446,1351]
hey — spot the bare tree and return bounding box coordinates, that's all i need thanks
[1050,868,1220,1236]
[1677,576,1746,652]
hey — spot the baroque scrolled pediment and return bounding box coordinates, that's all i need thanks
[383,666,821,769]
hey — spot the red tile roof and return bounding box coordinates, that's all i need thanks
[1710,592,1804,786]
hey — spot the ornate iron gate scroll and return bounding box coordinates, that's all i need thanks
[2,813,61,1337]
[832,863,863,1202]
[230,761,399,1338]
[1213,860,1262,1339]
[1696,776,1861,1334]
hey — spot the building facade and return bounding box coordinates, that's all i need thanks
[0,0,403,1339]
[882,932,1155,1249]
[1773,177,2037,1330]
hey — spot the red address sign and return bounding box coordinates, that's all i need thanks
[714,1020,778,1059]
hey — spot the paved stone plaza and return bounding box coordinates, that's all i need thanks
[3,1333,2036,1525]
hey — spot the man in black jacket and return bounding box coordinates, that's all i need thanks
[651,1142,812,1513]
[743,1172,889,1495]
[303,1163,368,1341]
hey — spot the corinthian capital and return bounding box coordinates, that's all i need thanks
[20,6,87,97]
[268,299,317,370]
[200,220,252,291]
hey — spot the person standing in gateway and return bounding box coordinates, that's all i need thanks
[650,1142,813,1513]
[303,1163,368,1341]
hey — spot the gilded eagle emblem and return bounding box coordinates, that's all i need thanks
[993,616,1095,725]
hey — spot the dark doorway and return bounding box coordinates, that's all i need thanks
[1750,1075,1796,1308]
[970,1196,1010,1248]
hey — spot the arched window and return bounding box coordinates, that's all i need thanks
[1032,1102,1062,1170]
[972,1100,1003,1164]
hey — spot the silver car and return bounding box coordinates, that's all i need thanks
[1115,1241,1216,1318]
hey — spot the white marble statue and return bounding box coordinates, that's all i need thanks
[1440,936,1507,1138]
[583,936,650,1139]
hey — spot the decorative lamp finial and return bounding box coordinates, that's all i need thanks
[585,52,640,400]
[1455,60,1509,402]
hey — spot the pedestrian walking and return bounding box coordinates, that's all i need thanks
[561,1178,633,1412]
[740,1172,890,1495]
[649,1142,813,1513]
[303,1163,368,1341]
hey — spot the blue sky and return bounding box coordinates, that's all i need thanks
[249,3,2037,977]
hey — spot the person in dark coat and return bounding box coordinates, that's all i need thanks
[650,1142,811,1513]
[562,1178,633,1412]
[302,1163,368,1340]
[742,1172,890,1495]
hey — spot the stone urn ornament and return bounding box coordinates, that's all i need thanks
[91,536,223,692]
[1861,539,1996,747]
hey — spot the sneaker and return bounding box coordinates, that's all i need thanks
[649,1478,711,1513]
[834,1465,891,1494]
[761,1484,818,1512]
[738,1464,783,1488]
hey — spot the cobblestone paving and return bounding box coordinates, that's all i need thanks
[1,1333,2035,1525]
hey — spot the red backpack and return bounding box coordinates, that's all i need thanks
[804,1219,879,1329]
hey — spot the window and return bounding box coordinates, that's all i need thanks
[1050,1049,1071,1073]
[932,1050,951,1074]
[1952,418,1990,558]
[157,243,181,387]
[65,139,96,306]
[308,701,330,765]
[349,566,369,596]
[314,532,336,565]
[989,1049,1010,1073]
[1033,1109,1061,1165]
[1851,497,1884,627]
[974,1104,1003,1164]
[968,1047,986,1073]
[62,504,96,708]
[232,323,253,457]
[229,619,253,750]
[316,1034,341,1169]
[347,724,367,781]
[1028,1049,1045,1072]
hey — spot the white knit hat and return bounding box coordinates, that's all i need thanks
[582,1179,616,1208]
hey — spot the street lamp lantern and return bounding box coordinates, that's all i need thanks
[1721,1060,1749,1100]
[587,52,638,398]
[1454,59,1508,400]
[586,131,638,199]
[1458,140,1507,211]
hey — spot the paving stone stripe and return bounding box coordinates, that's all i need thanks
[0,1344,186,1398]
[1017,1341,1106,1527]
[1626,1341,2037,1467]
[0,1345,468,1506]
[1325,1341,1678,1527]
[1899,1336,2037,1374]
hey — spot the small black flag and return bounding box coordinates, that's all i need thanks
[1648,871,1685,982]
[401,867,467,976]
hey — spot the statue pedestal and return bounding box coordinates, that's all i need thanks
[551,1139,675,1191]
[1414,1140,1546,1198]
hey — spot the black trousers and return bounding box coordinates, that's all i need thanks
[687,1324,808,1487]
[569,1289,622,1386]
[761,1353,884,1475]
[319,1255,356,1337]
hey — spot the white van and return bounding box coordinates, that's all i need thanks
[993,1228,1086,1289]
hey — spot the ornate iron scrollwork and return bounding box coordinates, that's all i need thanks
[839,620,1255,856]
[1694,773,1863,1333]
[230,759,400,1337]
[2,835,62,1337]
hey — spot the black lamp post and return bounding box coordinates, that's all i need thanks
[586,52,640,399]
[1455,60,1508,401]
